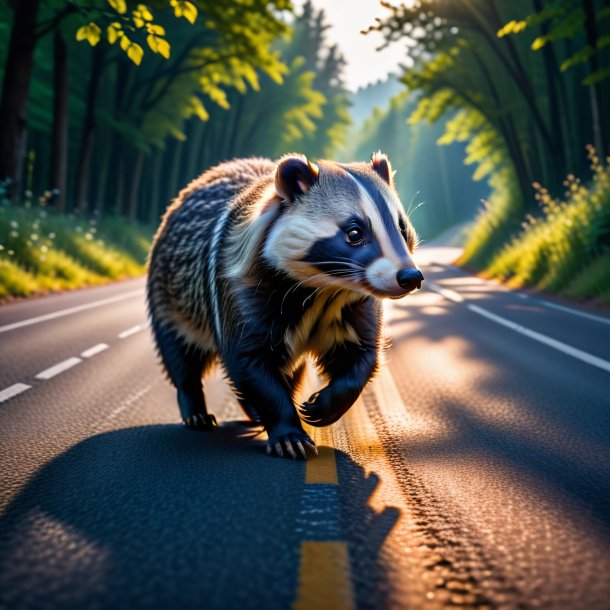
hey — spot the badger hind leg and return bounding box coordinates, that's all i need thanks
[152,322,217,430]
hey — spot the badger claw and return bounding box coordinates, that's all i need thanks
[266,429,316,460]
[285,442,298,460]
[299,392,345,428]
[183,413,217,430]
[304,439,319,456]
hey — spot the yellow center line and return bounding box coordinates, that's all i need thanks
[304,424,338,484]
[293,422,354,610]
[294,541,354,610]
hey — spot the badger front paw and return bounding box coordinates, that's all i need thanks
[183,413,218,430]
[266,426,317,460]
[299,388,349,427]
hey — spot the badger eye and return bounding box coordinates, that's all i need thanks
[398,216,409,244]
[346,227,365,245]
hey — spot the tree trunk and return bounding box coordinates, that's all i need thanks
[149,147,164,225]
[582,0,604,155]
[128,151,145,221]
[167,139,184,202]
[74,45,105,214]
[532,0,566,179]
[469,0,561,182]
[49,30,69,212]
[93,135,112,214]
[185,117,207,181]
[0,0,40,200]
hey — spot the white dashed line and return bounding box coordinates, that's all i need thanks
[118,325,143,339]
[0,289,144,334]
[0,383,32,404]
[35,357,82,380]
[81,343,109,358]
[468,304,610,374]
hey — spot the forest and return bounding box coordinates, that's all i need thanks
[0,0,609,302]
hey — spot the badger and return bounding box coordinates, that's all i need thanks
[146,152,423,459]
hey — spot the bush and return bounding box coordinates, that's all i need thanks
[483,146,610,303]
[0,200,152,300]
[458,169,524,269]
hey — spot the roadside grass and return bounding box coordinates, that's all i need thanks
[477,146,610,305]
[0,202,152,300]
[458,170,523,269]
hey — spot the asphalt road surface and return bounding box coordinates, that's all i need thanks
[1,245,609,610]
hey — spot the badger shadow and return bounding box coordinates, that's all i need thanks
[0,422,399,610]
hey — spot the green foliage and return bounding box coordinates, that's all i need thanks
[74,0,192,65]
[498,2,610,86]
[171,0,350,171]
[348,91,488,240]
[458,170,522,268]
[482,148,610,303]
[0,200,150,299]
[369,0,610,302]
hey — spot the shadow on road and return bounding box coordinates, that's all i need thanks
[387,292,610,534]
[0,422,398,610]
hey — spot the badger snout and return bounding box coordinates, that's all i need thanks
[396,268,424,292]
[365,258,424,298]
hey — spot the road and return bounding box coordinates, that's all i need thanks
[1,245,609,610]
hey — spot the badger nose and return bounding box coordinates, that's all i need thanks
[396,268,424,291]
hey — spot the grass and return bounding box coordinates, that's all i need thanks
[458,169,524,269]
[0,200,152,300]
[464,146,610,305]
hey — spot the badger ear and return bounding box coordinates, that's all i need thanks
[370,151,395,187]
[275,154,319,203]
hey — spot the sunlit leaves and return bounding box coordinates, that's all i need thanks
[76,1,171,63]
[127,42,144,65]
[531,36,547,50]
[170,0,198,24]
[147,34,170,59]
[146,24,166,36]
[107,0,127,14]
[497,20,527,38]
[188,96,209,121]
[107,22,122,44]
[133,4,153,28]
[76,23,101,47]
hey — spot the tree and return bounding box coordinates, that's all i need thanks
[0,0,292,205]
[0,0,40,199]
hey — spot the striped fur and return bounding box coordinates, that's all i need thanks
[146,153,421,456]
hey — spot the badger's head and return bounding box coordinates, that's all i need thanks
[262,152,423,299]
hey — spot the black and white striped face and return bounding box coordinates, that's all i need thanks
[263,153,423,299]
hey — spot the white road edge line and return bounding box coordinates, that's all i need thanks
[427,282,464,303]
[81,343,109,358]
[431,261,610,326]
[118,325,143,339]
[35,357,82,380]
[0,289,144,334]
[537,299,610,326]
[0,383,32,404]
[468,304,610,374]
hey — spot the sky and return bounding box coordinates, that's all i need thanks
[302,0,411,91]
